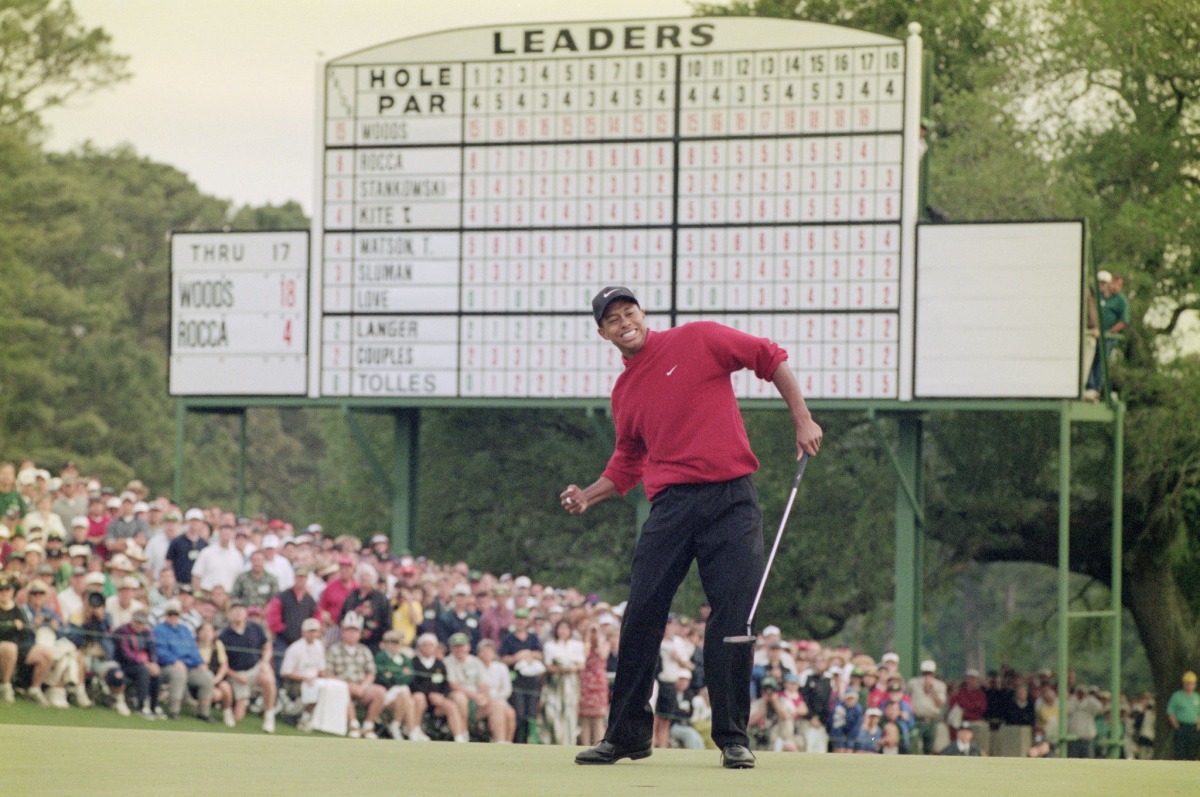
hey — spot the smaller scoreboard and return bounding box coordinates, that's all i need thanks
[169,231,309,396]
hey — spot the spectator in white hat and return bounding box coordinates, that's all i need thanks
[260,535,295,591]
[907,659,946,754]
[410,631,469,742]
[437,583,481,652]
[106,576,145,629]
[326,612,386,738]
[753,625,796,672]
[280,617,326,730]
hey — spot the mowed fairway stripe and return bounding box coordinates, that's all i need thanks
[1,725,1195,797]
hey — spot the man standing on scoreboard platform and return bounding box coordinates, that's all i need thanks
[561,287,822,769]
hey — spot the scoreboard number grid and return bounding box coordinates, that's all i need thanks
[315,18,919,401]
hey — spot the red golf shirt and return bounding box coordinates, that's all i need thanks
[601,322,787,500]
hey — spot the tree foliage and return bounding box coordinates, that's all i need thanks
[0,0,129,131]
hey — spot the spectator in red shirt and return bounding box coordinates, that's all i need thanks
[949,669,989,723]
[85,496,109,554]
[318,556,357,630]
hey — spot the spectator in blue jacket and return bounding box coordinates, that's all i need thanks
[830,688,863,752]
[153,599,214,721]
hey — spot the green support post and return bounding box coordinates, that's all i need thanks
[1108,400,1125,756]
[392,409,419,555]
[237,410,247,518]
[893,414,924,680]
[1057,403,1071,756]
[175,399,186,506]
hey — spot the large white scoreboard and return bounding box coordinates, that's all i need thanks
[313,18,921,400]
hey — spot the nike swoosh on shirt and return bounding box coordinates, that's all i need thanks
[666,365,678,376]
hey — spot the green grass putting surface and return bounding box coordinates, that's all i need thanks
[2,720,1196,797]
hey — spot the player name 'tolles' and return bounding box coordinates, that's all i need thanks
[356,372,438,394]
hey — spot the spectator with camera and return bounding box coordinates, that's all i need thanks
[153,599,215,721]
[67,573,130,715]
[749,676,798,752]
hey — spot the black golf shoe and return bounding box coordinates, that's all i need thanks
[721,744,756,769]
[575,740,653,764]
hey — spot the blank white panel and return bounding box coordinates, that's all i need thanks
[915,222,1083,398]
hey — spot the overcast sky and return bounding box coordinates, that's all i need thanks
[42,0,697,213]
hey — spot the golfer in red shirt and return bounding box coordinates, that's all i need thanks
[563,287,822,768]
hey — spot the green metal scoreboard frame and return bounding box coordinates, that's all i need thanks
[311,17,923,403]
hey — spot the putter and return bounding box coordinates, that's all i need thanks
[724,452,810,644]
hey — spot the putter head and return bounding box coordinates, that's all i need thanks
[723,634,756,644]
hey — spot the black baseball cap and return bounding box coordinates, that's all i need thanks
[592,286,639,325]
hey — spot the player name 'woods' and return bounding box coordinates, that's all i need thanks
[492,23,715,54]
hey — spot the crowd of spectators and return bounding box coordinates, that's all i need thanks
[0,459,1185,758]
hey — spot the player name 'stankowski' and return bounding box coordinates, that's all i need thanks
[357,178,448,199]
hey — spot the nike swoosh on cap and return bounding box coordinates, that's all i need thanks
[603,289,618,297]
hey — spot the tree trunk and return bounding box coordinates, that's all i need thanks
[1125,557,1200,759]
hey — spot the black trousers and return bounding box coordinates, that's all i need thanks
[605,475,764,750]
[125,662,160,712]
[1175,724,1199,760]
